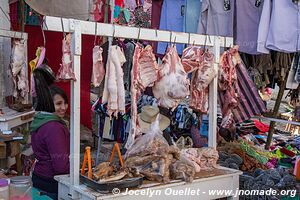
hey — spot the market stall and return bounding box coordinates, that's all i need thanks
[41,15,242,200]
[0,29,34,176]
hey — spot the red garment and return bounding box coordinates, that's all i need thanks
[253,120,269,133]
[116,0,124,7]
[151,0,163,53]
[25,25,93,129]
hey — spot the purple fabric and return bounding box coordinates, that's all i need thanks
[258,0,300,53]
[31,121,70,178]
[235,0,264,55]
[219,60,266,123]
[197,0,234,37]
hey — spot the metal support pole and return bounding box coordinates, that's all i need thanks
[69,19,81,199]
[208,36,220,148]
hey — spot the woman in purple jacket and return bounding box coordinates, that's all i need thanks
[30,66,70,200]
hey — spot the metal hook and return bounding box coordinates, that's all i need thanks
[204,35,207,50]
[20,31,25,44]
[60,18,66,39]
[41,19,46,47]
[94,22,97,46]
[137,27,141,42]
[188,33,191,46]
[155,29,158,38]
[113,24,116,38]
[173,36,176,47]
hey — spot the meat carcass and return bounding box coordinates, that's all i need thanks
[56,34,76,81]
[10,40,28,99]
[91,46,105,87]
[182,46,205,74]
[153,46,189,110]
[218,46,241,129]
[125,45,158,149]
[182,46,215,113]
[17,67,29,98]
[198,147,219,168]
[181,148,201,172]
[11,40,25,76]
[102,46,126,118]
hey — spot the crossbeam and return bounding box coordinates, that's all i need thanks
[43,16,233,47]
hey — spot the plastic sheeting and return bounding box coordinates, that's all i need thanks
[24,0,90,20]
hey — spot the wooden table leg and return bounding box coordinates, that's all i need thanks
[15,153,22,175]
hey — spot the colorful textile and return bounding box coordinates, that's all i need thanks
[240,140,269,164]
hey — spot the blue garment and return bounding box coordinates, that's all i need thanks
[184,0,202,33]
[157,0,185,55]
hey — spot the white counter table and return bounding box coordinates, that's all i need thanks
[55,167,242,200]
[0,107,35,131]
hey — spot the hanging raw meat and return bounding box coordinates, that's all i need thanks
[153,46,189,110]
[182,46,205,74]
[125,45,158,149]
[10,40,28,99]
[182,47,215,113]
[11,40,25,76]
[218,46,241,129]
[18,67,29,99]
[56,34,76,81]
[102,46,126,118]
[91,46,105,87]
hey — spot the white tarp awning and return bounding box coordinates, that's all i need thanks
[24,0,90,20]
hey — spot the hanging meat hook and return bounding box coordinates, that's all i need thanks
[94,22,98,46]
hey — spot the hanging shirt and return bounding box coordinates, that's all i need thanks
[184,0,202,33]
[258,0,300,53]
[235,0,264,55]
[157,0,185,55]
[197,0,234,37]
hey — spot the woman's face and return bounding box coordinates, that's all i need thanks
[53,94,68,118]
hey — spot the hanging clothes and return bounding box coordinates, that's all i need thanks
[235,0,264,55]
[197,0,234,37]
[257,0,300,53]
[157,0,185,55]
[184,0,202,33]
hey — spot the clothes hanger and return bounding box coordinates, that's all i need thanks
[224,0,230,11]
[255,0,262,7]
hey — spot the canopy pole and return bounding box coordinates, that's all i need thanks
[265,68,290,150]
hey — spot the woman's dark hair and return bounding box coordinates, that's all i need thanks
[33,64,56,112]
[50,85,68,104]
